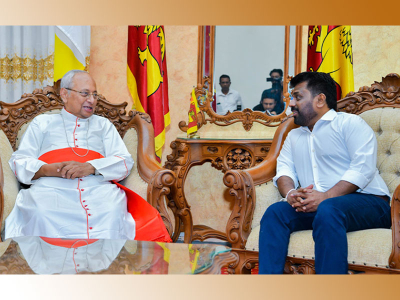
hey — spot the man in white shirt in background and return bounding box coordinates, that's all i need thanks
[258,72,391,274]
[216,74,242,115]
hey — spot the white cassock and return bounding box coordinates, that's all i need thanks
[5,108,136,240]
[13,236,126,274]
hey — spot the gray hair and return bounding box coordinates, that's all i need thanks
[60,70,88,90]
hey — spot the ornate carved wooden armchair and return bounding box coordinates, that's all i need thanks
[223,74,400,274]
[0,84,175,242]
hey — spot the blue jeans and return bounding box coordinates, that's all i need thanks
[258,193,391,274]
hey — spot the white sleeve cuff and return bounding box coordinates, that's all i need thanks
[340,170,369,189]
[273,172,299,190]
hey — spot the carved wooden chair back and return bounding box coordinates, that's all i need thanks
[0,84,161,237]
[225,73,400,274]
[337,73,400,197]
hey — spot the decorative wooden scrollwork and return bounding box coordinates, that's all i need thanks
[226,148,253,170]
[223,169,255,249]
[210,156,224,171]
[0,85,146,150]
[178,26,303,132]
[0,82,176,243]
[164,141,193,242]
[284,259,316,274]
[337,73,400,114]
[207,146,218,154]
[178,76,289,132]
[147,169,176,237]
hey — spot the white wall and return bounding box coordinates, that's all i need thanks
[214,26,294,110]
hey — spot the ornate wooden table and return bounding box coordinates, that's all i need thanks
[0,237,236,274]
[164,137,273,247]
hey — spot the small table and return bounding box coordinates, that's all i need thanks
[164,137,273,246]
[0,237,236,274]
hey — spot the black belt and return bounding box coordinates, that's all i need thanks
[376,195,390,203]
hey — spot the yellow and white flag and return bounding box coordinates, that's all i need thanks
[54,26,91,82]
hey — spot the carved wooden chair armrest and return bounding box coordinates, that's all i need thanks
[0,85,176,241]
[223,118,298,249]
[389,184,400,269]
[124,111,176,237]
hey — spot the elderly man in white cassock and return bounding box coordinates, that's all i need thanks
[5,70,171,243]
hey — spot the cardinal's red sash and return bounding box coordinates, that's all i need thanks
[38,148,172,243]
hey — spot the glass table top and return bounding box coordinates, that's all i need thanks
[177,136,274,141]
[0,237,231,274]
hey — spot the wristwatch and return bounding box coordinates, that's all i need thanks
[94,168,100,176]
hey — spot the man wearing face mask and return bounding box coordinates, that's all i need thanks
[5,70,171,243]
[216,74,242,115]
[258,72,391,274]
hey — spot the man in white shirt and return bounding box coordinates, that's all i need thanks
[6,70,171,243]
[258,72,391,274]
[216,74,242,115]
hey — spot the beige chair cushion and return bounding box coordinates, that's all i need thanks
[0,130,20,232]
[120,128,148,200]
[247,108,399,269]
[252,181,281,230]
[247,226,392,268]
[0,239,11,258]
[359,107,400,197]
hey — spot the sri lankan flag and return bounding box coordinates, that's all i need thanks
[54,26,90,82]
[307,26,354,100]
[187,89,200,136]
[127,26,170,161]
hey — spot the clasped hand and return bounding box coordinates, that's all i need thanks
[43,161,95,179]
[287,184,327,213]
[57,161,95,179]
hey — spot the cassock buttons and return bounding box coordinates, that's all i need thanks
[78,125,80,127]
[81,189,84,191]
[90,227,93,230]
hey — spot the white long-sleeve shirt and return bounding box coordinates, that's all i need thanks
[273,109,390,197]
[6,108,136,240]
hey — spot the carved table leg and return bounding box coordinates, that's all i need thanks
[223,170,256,249]
[165,141,194,243]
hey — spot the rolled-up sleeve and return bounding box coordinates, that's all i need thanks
[340,116,377,189]
[273,132,299,189]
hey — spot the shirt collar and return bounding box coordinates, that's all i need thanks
[300,109,337,132]
[320,109,337,121]
[217,89,233,96]
[61,107,90,122]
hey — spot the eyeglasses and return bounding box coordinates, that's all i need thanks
[66,88,99,100]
